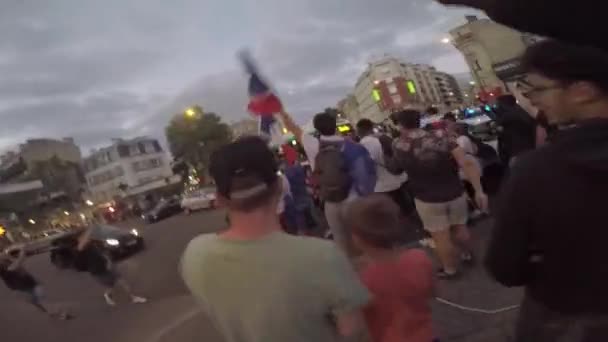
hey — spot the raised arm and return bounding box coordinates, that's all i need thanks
[77,226,93,251]
[277,110,303,143]
[8,246,27,271]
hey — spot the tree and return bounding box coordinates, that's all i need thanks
[165,111,232,175]
[26,156,84,201]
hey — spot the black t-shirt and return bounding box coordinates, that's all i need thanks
[76,245,109,275]
[0,264,37,290]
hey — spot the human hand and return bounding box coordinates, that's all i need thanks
[474,191,489,213]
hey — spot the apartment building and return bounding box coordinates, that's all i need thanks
[83,137,172,202]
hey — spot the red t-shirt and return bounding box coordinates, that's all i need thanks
[359,249,435,342]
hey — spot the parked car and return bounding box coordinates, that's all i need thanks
[181,189,216,214]
[49,225,144,268]
[141,198,182,223]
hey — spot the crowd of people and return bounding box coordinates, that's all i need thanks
[180,37,608,342]
[3,0,608,340]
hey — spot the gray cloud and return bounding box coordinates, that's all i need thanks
[0,0,474,153]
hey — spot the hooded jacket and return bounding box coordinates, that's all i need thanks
[486,118,608,314]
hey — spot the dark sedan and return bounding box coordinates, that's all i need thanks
[50,225,144,268]
[141,198,182,223]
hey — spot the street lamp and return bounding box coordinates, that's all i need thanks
[441,37,451,44]
[85,200,94,206]
[469,81,476,86]
[185,108,196,117]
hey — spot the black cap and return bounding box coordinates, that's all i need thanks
[209,136,278,200]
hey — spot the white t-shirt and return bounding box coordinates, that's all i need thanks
[456,135,477,155]
[277,174,291,214]
[456,135,482,179]
[360,135,406,193]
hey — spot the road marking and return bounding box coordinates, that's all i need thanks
[148,307,202,342]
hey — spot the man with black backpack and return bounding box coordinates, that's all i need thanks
[279,110,376,255]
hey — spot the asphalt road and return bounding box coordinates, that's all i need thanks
[1,207,521,342]
[0,209,227,342]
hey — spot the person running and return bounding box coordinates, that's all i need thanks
[0,246,70,319]
[348,195,436,342]
[181,136,370,342]
[392,110,488,279]
[279,110,376,255]
[75,226,147,306]
[486,40,608,342]
[356,119,410,214]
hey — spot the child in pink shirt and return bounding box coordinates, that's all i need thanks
[348,194,437,342]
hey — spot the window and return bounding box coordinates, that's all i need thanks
[117,145,130,158]
[132,158,163,172]
[138,142,146,154]
[387,84,397,94]
[153,141,162,152]
[114,166,124,177]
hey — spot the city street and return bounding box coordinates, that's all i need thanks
[1,209,522,342]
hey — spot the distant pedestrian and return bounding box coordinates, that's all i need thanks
[181,136,370,342]
[75,226,147,306]
[0,246,70,319]
[349,195,436,342]
[486,40,608,342]
[393,110,488,279]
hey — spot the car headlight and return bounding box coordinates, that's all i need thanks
[130,229,139,236]
[105,238,120,246]
[141,214,146,219]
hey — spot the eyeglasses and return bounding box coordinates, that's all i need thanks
[518,81,564,99]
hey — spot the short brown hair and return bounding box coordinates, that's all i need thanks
[347,194,404,249]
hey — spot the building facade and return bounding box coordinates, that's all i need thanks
[434,71,465,106]
[352,56,464,122]
[83,137,172,203]
[337,94,362,124]
[449,16,533,100]
[0,138,85,201]
[230,119,259,139]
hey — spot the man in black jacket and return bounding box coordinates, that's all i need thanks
[485,40,608,341]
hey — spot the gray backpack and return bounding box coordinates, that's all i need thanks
[314,141,351,203]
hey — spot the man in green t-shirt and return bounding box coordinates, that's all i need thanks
[181,136,370,342]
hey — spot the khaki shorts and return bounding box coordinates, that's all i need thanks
[414,195,468,233]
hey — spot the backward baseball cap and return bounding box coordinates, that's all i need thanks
[209,136,278,200]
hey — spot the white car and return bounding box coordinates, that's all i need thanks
[181,189,217,214]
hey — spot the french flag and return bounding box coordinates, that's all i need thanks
[239,50,283,140]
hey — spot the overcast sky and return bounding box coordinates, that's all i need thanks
[0,0,476,155]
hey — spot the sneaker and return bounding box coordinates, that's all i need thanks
[437,268,460,280]
[104,293,116,306]
[131,296,147,304]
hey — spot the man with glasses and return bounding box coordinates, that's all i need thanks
[485,40,608,341]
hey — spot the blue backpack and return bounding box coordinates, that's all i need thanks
[314,139,376,202]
